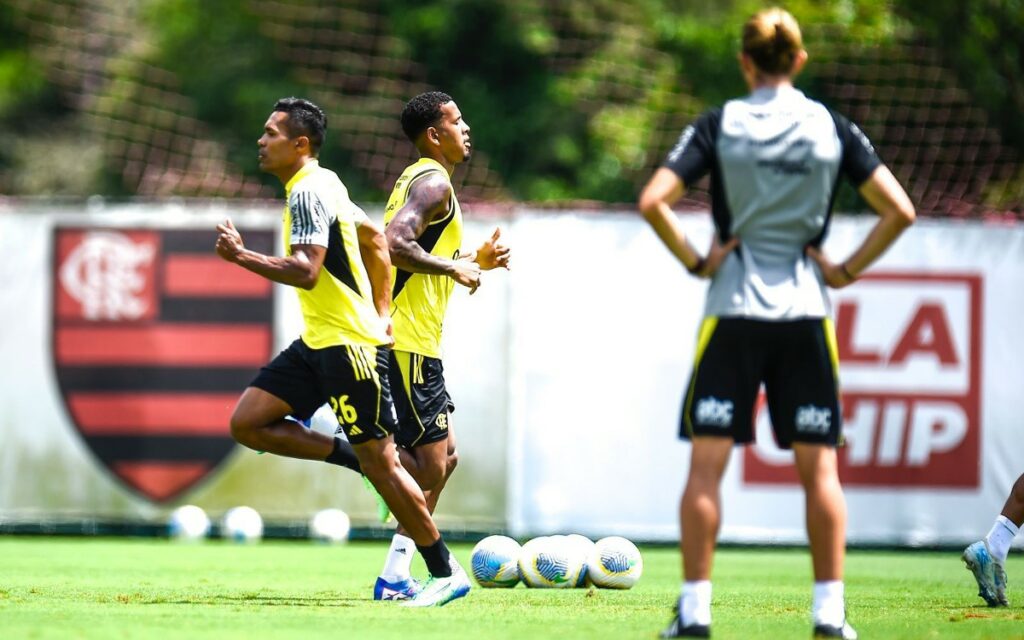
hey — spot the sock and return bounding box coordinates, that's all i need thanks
[986,515,1021,564]
[380,534,416,582]
[812,580,845,628]
[679,580,712,627]
[417,538,453,578]
[324,437,362,473]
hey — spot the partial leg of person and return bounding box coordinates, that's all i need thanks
[673,436,732,638]
[963,472,1024,606]
[663,317,760,639]
[376,419,459,599]
[793,443,854,639]
[229,341,365,473]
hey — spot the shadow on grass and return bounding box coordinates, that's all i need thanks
[134,594,365,607]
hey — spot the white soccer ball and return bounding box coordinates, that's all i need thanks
[309,508,351,544]
[470,535,522,588]
[587,536,643,589]
[221,506,264,543]
[566,534,596,587]
[168,505,210,541]
[518,536,585,589]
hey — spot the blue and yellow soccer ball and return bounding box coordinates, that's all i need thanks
[471,535,522,588]
[518,536,585,589]
[587,536,643,589]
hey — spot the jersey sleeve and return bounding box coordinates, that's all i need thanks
[663,108,722,187]
[351,204,370,227]
[288,189,333,247]
[831,110,882,187]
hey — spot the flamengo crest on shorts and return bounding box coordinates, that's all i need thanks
[52,228,274,502]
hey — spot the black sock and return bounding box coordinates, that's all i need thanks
[324,437,362,473]
[417,538,453,578]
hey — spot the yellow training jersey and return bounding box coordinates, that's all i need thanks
[383,158,463,358]
[283,160,389,349]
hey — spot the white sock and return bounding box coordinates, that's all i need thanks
[379,533,415,582]
[986,515,1021,564]
[679,580,712,627]
[812,580,845,628]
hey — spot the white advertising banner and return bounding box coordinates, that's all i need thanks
[1,203,1021,547]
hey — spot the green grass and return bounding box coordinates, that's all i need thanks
[0,538,1022,639]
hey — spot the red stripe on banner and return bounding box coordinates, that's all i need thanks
[56,325,269,366]
[68,393,237,434]
[163,256,272,297]
[113,462,212,501]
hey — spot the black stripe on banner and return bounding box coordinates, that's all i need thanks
[160,297,273,323]
[164,229,274,255]
[58,366,257,393]
[86,435,237,462]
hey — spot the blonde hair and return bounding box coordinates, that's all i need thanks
[742,8,803,76]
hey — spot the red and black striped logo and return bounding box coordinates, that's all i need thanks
[53,227,274,502]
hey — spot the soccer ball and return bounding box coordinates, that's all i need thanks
[309,508,350,544]
[566,534,595,587]
[587,536,643,589]
[221,506,264,543]
[518,536,585,589]
[470,535,522,588]
[168,505,210,541]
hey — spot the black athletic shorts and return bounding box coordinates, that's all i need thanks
[680,317,842,448]
[249,338,398,445]
[388,350,455,449]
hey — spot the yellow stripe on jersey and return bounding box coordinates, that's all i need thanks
[683,317,720,437]
[283,161,389,349]
[383,158,463,358]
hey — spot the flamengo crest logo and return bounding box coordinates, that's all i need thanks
[743,272,982,488]
[53,227,274,501]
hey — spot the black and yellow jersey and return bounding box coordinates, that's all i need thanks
[283,160,389,349]
[383,158,463,358]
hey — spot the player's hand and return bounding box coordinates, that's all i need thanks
[805,245,857,289]
[451,259,482,294]
[474,227,511,271]
[692,236,740,279]
[215,219,244,262]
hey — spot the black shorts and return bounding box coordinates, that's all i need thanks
[388,350,455,449]
[681,317,842,448]
[249,338,398,445]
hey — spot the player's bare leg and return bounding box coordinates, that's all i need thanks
[377,419,459,600]
[229,387,334,459]
[794,443,855,639]
[352,436,440,545]
[681,436,732,581]
[663,436,731,637]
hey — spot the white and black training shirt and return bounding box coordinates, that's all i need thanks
[664,86,881,320]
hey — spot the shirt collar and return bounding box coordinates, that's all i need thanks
[285,159,319,194]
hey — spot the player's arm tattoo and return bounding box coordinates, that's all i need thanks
[386,173,458,276]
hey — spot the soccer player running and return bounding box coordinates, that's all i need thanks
[963,472,1024,606]
[638,9,915,639]
[371,91,510,600]
[215,97,469,607]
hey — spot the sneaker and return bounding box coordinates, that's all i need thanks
[659,613,710,638]
[813,619,857,639]
[373,576,422,601]
[362,476,392,524]
[962,540,1009,606]
[400,562,471,607]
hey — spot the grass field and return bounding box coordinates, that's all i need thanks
[1,538,1022,639]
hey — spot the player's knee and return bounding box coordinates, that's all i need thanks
[228,412,257,448]
[418,458,446,489]
[445,448,459,477]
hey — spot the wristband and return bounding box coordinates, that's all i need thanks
[687,256,706,275]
